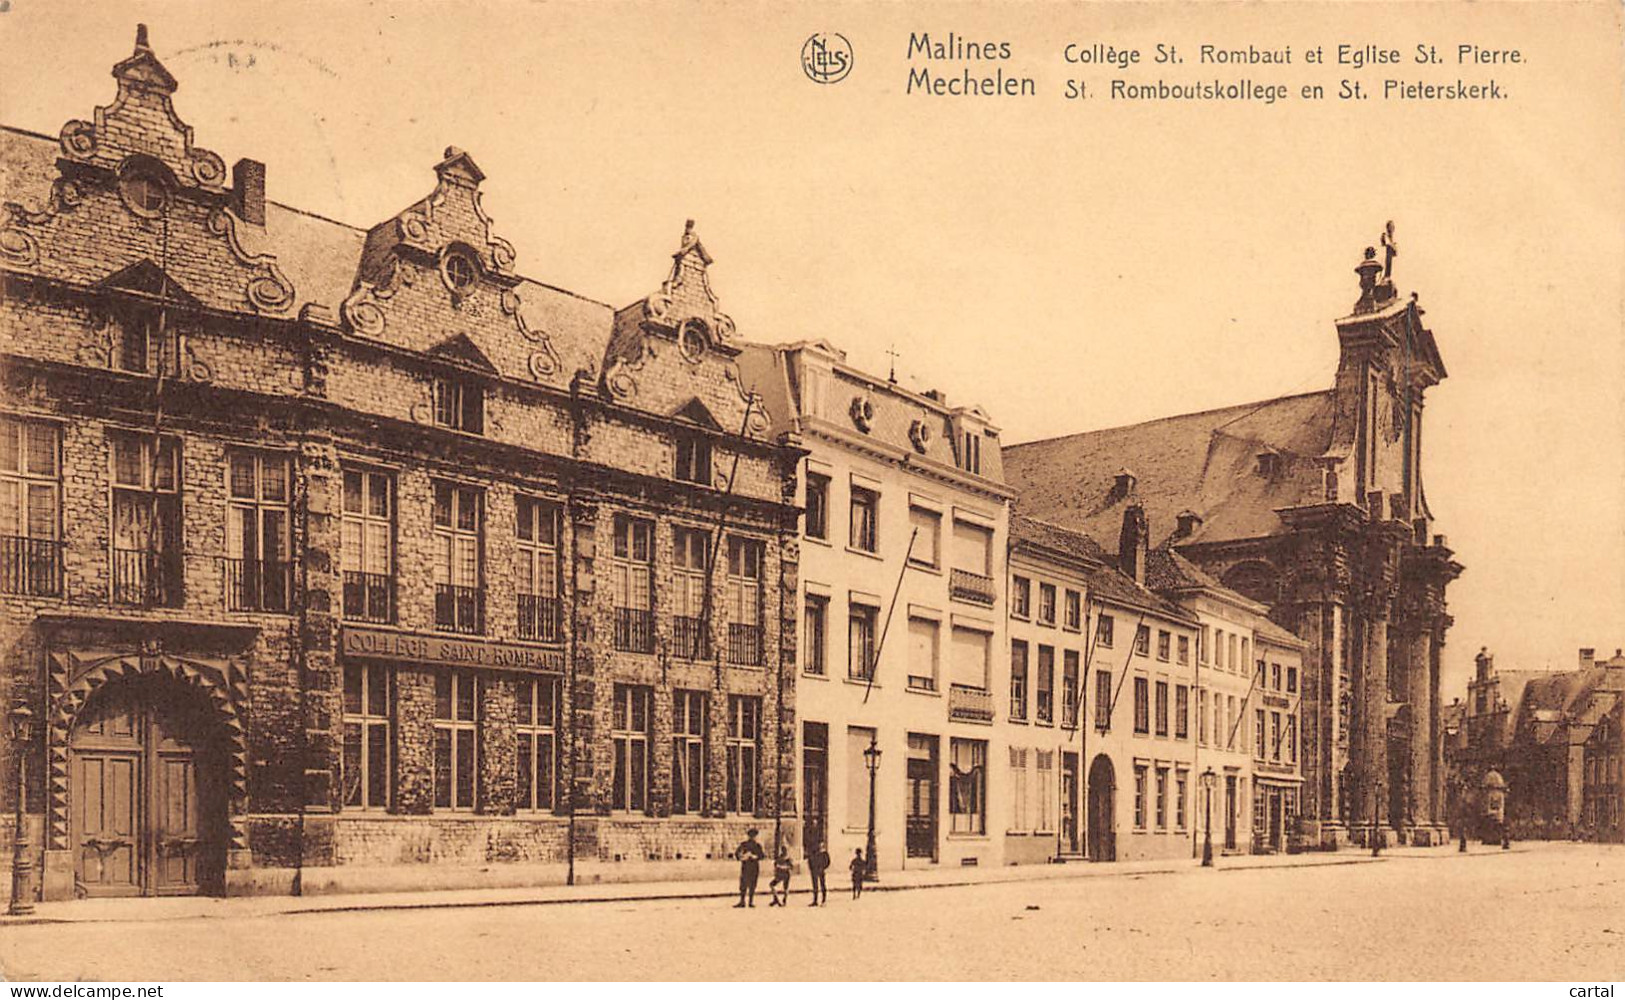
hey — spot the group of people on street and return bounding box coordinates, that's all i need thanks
[732,828,868,908]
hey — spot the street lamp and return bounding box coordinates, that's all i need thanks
[1199,767,1216,867]
[9,701,35,916]
[863,734,882,881]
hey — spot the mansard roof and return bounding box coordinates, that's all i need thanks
[1006,390,1336,548]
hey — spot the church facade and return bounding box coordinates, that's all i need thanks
[1005,230,1464,848]
[0,29,802,900]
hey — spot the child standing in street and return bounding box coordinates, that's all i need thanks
[768,844,793,906]
[849,847,866,899]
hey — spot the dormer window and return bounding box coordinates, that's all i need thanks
[1255,453,1279,478]
[433,378,483,434]
[113,308,177,375]
[958,431,982,475]
[675,435,712,485]
[119,166,170,218]
[441,249,478,294]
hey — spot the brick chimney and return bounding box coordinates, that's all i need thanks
[1118,504,1149,586]
[1172,509,1204,541]
[1579,648,1596,669]
[233,158,266,226]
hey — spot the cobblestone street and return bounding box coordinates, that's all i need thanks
[2,843,1621,981]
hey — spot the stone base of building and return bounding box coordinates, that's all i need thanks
[1299,819,1348,850]
[1405,824,1449,847]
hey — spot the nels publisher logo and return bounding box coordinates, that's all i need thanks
[802,33,853,84]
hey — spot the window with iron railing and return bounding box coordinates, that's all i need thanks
[516,497,561,642]
[110,432,182,607]
[433,482,484,634]
[1,417,62,597]
[342,469,395,623]
[671,526,709,659]
[225,451,292,612]
[612,515,654,653]
[949,520,994,605]
[726,537,763,666]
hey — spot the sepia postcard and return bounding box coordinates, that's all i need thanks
[0,0,1622,989]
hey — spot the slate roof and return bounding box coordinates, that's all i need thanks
[1004,390,1336,547]
[1007,513,1195,625]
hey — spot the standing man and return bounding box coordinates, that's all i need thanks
[806,840,830,906]
[733,827,766,908]
[849,848,866,900]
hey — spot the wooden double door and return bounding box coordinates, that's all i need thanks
[70,675,226,897]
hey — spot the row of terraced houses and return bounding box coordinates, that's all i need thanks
[0,29,1460,901]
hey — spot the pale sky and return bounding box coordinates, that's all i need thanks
[4,1,1622,700]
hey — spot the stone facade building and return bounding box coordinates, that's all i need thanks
[0,29,802,900]
[1005,230,1464,848]
[1448,646,1625,840]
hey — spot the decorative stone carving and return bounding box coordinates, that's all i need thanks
[500,288,562,382]
[341,257,410,339]
[850,395,875,433]
[909,416,933,453]
[206,208,295,314]
[1,178,85,268]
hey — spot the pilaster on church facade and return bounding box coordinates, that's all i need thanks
[1004,224,1463,852]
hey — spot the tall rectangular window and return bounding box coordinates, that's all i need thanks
[516,497,561,641]
[611,684,652,812]
[1062,650,1081,728]
[432,482,484,633]
[726,537,764,666]
[951,626,991,691]
[1095,670,1112,729]
[1036,645,1055,724]
[1038,584,1057,626]
[1287,717,1297,764]
[1175,684,1190,739]
[1256,708,1268,759]
[432,378,483,434]
[1215,629,1226,669]
[1011,576,1031,618]
[803,594,828,676]
[1271,711,1282,762]
[1199,688,1210,745]
[1287,666,1299,694]
[1154,680,1169,737]
[1035,750,1055,832]
[342,663,390,810]
[675,435,712,485]
[1133,677,1150,734]
[1156,630,1171,661]
[225,451,291,612]
[1064,590,1082,631]
[1177,635,1191,665]
[0,418,61,596]
[1155,767,1169,830]
[726,695,761,815]
[848,605,877,681]
[908,505,941,568]
[515,675,559,812]
[1008,747,1029,832]
[671,690,708,815]
[949,519,994,605]
[1134,625,1151,657]
[949,738,986,834]
[1176,769,1189,829]
[1271,662,1283,692]
[1009,640,1029,721]
[110,433,181,607]
[1097,614,1115,648]
[433,670,478,810]
[612,515,655,652]
[907,616,939,691]
[672,526,709,660]
[342,469,394,623]
[849,486,878,553]
[804,472,829,541]
[1134,764,1148,829]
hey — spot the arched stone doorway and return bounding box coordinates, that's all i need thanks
[49,645,246,899]
[1087,754,1116,861]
